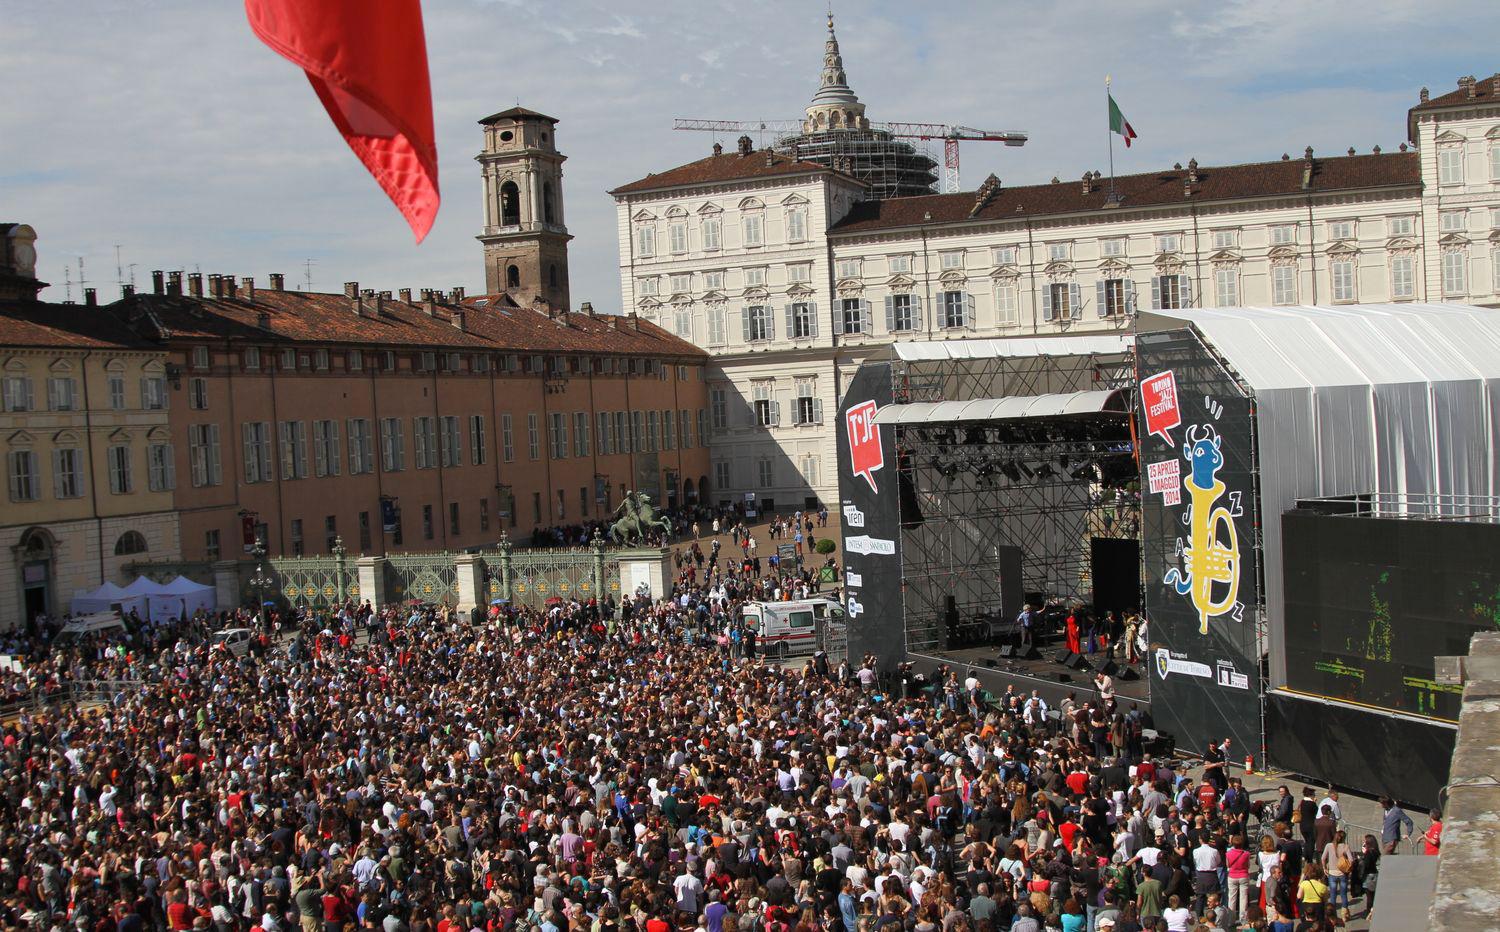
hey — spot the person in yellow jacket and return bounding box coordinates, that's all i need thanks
[1296,864,1329,923]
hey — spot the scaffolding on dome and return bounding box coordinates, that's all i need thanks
[885,340,1139,653]
[777,129,938,200]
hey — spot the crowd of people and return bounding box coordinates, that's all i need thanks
[0,518,1414,932]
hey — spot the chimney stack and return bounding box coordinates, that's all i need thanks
[451,310,466,332]
[241,277,255,302]
[152,270,165,294]
[121,284,135,299]
[344,281,359,299]
[581,301,595,317]
[207,274,221,297]
[189,273,204,297]
[269,273,285,291]
[712,142,723,156]
[737,135,753,156]
[765,150,775,167]
[1187,159,1199,184]
[256,310,271,330]
[451,286,465,301]
[223,276,237,298]
[399,288,412,303]
[1419,86,1429,103]
[1081,172,1092,195]
[419,288,432,302]
[1301,147,1315,190]
[1460,75,1477,99]
[167,271,183,296]
[1373,145,1382,155]
[84,287,97,306]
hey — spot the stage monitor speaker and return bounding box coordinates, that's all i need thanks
[1099,659,1120,677]
[1057,673,1073,683]
[1021,645,1043,661]
[1118,667,1140,681]
[1058,652,1092,671]
[997,644,1016,659]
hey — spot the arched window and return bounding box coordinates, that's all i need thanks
[543,182,555,224]
[506,265,521,289]
[499,181,521,226]
[115,530,147,556]
[548,264,559,289]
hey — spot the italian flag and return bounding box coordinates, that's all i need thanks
[1108,92,1137,147]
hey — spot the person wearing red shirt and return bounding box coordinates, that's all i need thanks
[1423,809,1443,855]
[1065,769,1089,797]
[165,895,194,932]
[645,915,672,932]
[322,890,348,930]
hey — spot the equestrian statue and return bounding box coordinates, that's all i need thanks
[608,490,672,546]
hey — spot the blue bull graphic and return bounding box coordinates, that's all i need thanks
[1164,424,1241,634]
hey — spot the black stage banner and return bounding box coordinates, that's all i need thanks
[836,362,905,671]
[1137,329,1262,758]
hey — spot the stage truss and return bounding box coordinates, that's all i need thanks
[890,344,1138,652]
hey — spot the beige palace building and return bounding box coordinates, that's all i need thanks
[0,224,180,627]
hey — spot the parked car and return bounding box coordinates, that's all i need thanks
[210,627,256,657]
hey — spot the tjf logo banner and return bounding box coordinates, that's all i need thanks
[846,400,884,493]
[1141,370,1182,446]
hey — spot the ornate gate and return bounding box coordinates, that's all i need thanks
[268,555,358,609]
[482,531,617,609]
[385,553,458,606]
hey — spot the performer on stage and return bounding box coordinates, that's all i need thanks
[1066,608,1082,655]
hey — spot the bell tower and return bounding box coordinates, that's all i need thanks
[476,106,572,308]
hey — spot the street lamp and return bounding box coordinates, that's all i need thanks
[248,542,273,631]
[330,535,346,606]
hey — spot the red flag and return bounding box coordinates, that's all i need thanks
[246,0,441,242]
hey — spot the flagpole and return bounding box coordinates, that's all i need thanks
[1106,75,1117,206]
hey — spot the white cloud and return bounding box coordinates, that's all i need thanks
[2,0,1495,310]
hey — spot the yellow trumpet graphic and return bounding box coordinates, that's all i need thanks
[1165,424,1241,634]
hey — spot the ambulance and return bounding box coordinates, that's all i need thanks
[742,597,848,658]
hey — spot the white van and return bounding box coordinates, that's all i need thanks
[743,598,847,658]
[55,611,129,644]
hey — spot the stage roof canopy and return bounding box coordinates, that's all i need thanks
[874,388,1129,425]
[890,334,1132,362]
[1142,303,1500,389]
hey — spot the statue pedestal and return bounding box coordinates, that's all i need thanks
[616,547,672,603]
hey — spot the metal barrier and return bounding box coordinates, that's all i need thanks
[0,678,141,717]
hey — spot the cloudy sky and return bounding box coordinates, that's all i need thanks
[5,1,1496,309]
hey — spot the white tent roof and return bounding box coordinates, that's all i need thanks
[874,389,1128,425]
[120,576,161,596]
[1143,303,1500,390]
[891,334,1132,362]
[155,575,214,595]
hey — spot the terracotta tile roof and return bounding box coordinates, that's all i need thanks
[1412,74,1500,111]
[479,106,558,125]
[611,149,847,195]
[112,289,706,358]
[829,152,1421,235]
[0,299,153,349]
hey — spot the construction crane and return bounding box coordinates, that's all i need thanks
[673,118,1027,194]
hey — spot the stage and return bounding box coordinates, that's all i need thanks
[908,643,1151,710]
